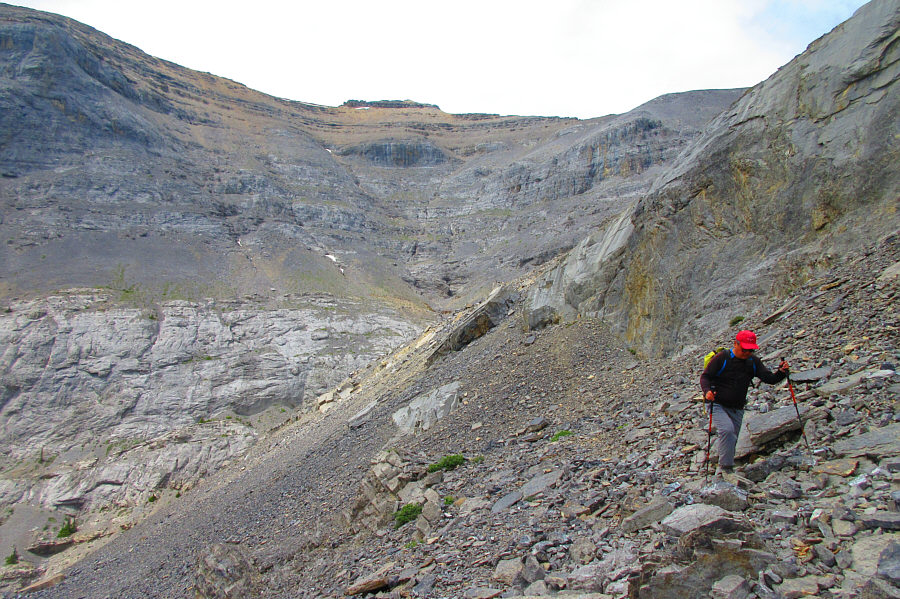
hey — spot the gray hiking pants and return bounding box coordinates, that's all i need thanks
[711,404,744,468]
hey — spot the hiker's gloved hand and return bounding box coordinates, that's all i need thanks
[705,390,715,402]
[778,360,790,374]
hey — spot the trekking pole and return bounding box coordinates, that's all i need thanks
[787,376,813,455]
[705,399,714,483]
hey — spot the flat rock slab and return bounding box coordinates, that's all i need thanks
[851,534,900,578]
[860,512,900,531]
[878,261,900,282]
[734,419,758,459]
[459,497,491,515]
[812,458,859,477]
[20,574,65,594]
[625,427,653,442]
[711,574,750,599]
[661,504,729,536]
[814,369,875,397]
[345,562,395,596]
[622,497,674,533]
[834,423,900,458]
[349,401,378,429]
[465,588,503,599]
[492,557,523,584]
[775,576,825,599]
[700,482,750,511]
[346,576,390,596]
[567,548,635,592]
[520,469,564,497]
[392,381,460,434]
[491,490,523,513]
[877,542,900,583]
[746,405,809,446]
[26,539,74,557]
[790,366,833,383]
[525,417,549,432]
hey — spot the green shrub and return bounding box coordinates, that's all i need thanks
[470,455,485,464]
[147,495,157,503]
[730,316,745,326]
[443,496,455,506]
[427,454,465,473]
[57,518,77,538]
[5,548,18,565]
[393,503,422,529]
[550,430,573,442]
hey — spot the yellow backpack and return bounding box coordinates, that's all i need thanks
[703,347,726,370]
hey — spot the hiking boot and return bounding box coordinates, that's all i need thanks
[714,465,737,484]
[715,466,754,489]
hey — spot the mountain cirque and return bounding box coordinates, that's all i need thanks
[0,1,742,306]
[0,0,899,597]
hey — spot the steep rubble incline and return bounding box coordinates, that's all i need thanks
[13,219,897,599]
[525,0,900,355]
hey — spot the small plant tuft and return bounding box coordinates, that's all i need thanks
[470,455,485,464]
[393,503,422,529]
[730,315,745,326]
[57,518,77,538]
[427,454,465,473]
[404,540,419,550]
[5,548,18,565]
[147,494,157,503]
[443,496,455,506]
[550,429,573,442]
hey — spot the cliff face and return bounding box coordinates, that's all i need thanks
[525,0,900,355]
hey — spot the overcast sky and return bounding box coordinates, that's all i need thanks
[12,0,870,119]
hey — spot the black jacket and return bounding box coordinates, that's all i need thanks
[700,350,786,410]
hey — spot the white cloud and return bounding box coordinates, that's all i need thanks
[10,0,868,118]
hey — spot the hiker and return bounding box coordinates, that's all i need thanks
[700,330,789,478]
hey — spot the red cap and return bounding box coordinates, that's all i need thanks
[736,330,759,350]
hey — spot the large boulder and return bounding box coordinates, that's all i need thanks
[746,404,809,446]
[428,286,518,363]
[661,504,730,537]
[392,381,461,434]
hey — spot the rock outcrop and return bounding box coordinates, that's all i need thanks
[0,290,420,537]
[525,0,900,355]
